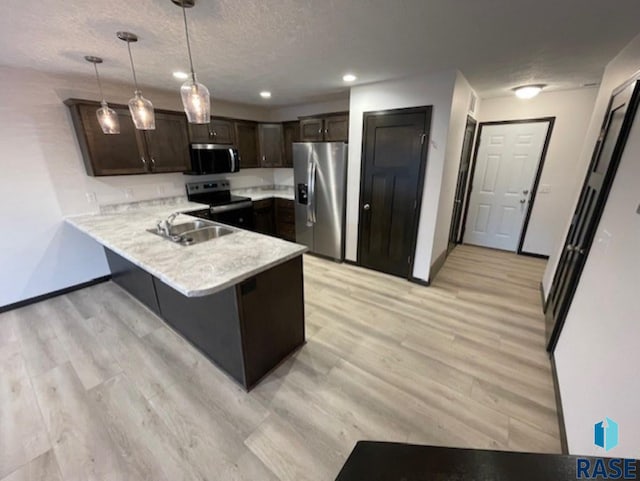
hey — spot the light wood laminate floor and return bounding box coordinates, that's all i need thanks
[0,245,560,481]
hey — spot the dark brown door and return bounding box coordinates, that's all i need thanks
[282,121,300,167]
[235,121,259,168]
[448,116,477,251]
[358,107,431,278]
[324,114,349,141]
[545,79,640,351]
[299,118,324,141]
[258,123,285,167]
[144,111,190,173]
[76,103,147,176]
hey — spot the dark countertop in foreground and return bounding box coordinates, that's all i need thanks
[335,442,639,481]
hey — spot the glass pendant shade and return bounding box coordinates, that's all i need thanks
[128,91,155,130]
[181,76,210,123]
[96,100,120,134]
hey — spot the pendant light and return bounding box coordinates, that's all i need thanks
[172,0,211,123]
[117,31,155,130]
[84,56,120,134]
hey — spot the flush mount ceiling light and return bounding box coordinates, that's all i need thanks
[260,91,272,99]
[117,31,155,130]
[172,0,211,124]
[513,84,546,99]
[173,71,189,80]
[343,73,357,82]
[84,56,120,134]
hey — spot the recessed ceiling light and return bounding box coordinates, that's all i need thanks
[173,71,189,80]
[260,91,272,99]
[343,73,357,82]
[513,84,546,99]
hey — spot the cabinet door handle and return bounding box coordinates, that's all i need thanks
[151,158,156,170]
[324,128,328,134]
[262,155,266,162]
[318,129,322,134]
[141,157,147,167]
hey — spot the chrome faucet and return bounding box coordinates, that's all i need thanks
[157,212,180,236]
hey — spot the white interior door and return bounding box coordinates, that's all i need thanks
[463,121,549,251]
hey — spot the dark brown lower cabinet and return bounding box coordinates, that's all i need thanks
[253,199,276,235]
[275,198,296,241]
[105,248,305,390]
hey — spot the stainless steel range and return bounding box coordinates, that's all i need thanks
[185,180,254,230]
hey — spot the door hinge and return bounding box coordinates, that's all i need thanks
[407,256,412,265]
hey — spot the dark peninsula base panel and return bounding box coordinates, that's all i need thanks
[104,248,305,390]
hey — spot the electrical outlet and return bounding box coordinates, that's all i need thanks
[85,192,97,204]
[539,184,552,194]
[157,185,166,195]
[124,188,134,199]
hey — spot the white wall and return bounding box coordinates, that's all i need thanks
[555,98,640,459]
[548,32,640,459]
[431,72,477,268]
[346,71,457,281]
[268,96,350,122]
[0,66,273,307]
[478,88,597,257]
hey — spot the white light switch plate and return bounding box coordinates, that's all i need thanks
[539,184,551,194]
[595,229,612,254]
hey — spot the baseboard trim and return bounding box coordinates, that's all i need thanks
[409,276,430,287]
[539,282,547,312]
[519,251,550,260]
[429,249,448,282]
[550,354,569,454]
[0,276,111,314]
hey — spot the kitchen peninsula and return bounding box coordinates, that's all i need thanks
[66,199,307,390]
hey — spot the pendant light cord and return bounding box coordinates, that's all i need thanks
[181,2,196,82]
[126,41,140,91]
[93,62,106,102]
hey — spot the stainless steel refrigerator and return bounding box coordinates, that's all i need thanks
[293,142,348,261]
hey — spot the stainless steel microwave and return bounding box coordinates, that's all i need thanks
[185,144,240,175]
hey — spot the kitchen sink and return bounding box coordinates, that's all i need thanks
[147,219,235,246]
[177,226,235,245]
[165,220,210,236]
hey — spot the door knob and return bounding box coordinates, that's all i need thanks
[519,199,526,204]
[363,203,370,211]
[523,189,529,194]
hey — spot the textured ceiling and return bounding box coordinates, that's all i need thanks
[0,0,639,105]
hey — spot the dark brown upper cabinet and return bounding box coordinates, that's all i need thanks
[235,121,260,168]
[283,121,300,168]
[188,117,235,144]
[299,113,349,142]
[143,111,191,173]
[65,99,190,176]
[299,118,324,141]
[258,123,285,167]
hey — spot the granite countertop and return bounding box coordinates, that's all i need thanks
[232,186,295,201]
[66,199,307,298]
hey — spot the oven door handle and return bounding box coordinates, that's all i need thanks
[209,200,253,214]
